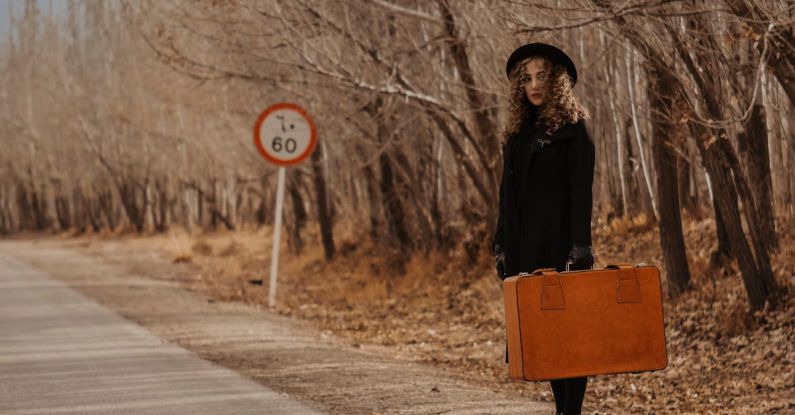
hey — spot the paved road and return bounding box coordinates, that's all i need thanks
[0,254,324,415]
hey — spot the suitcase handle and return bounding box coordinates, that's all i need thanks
[535,265,642,306]
[613,266,642,303]
[607,263,651,269]
[531,268,557,276]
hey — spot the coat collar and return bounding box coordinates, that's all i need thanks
[529,121,577,156]
[506,121,578,167]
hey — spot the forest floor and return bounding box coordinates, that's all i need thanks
[2,214,794,414]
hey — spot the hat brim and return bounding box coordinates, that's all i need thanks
[505,43,577,87]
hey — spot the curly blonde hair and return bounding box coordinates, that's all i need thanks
[502,55,588,143]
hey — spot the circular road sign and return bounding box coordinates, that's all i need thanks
[254,102,317,166]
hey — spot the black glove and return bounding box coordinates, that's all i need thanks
[566,244,594,271]
[494,243,506,280]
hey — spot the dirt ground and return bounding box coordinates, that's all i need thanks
[2,215,793,414]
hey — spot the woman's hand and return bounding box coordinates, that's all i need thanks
[494,244,506,280]
[566,244,594,271]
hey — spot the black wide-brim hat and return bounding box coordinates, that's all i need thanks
[505,43,577,87]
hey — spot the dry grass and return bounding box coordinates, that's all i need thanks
[191,240,213,256]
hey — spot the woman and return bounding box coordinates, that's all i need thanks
[491,43,596,415]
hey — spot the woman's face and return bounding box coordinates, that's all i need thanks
[522,58,549,107]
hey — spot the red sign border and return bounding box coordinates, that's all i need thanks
[253,102,318,166]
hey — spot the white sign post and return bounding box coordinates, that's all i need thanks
[253,103,317,308]
[268,166,286,309]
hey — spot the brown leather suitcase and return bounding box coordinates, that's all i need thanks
[503,263,668,381]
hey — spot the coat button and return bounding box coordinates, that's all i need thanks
[509,169,514,175]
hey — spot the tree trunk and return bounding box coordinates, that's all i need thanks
[709,185,733,268]
[431,136,448,249]
[647,68,692,298]
[118,180,146,232]
[363,164,381,244]
[378,151,411,251]
[152,179,169,232]
[54,191,72,230]
[737,104,777,251]
[286,172,307,256]
[625,50,658,221]
[604,41,627,217]
[718,137,779,305]
[98,189,117,231]
[311,142,336,261]
[677,154,699,219]
[693,124,778,310]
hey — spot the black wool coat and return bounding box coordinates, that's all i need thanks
[491,118,595,278]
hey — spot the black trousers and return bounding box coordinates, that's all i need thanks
[550,376,587,415]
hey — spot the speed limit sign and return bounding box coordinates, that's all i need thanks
[253,102,317,308]
[254,102,317,166]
